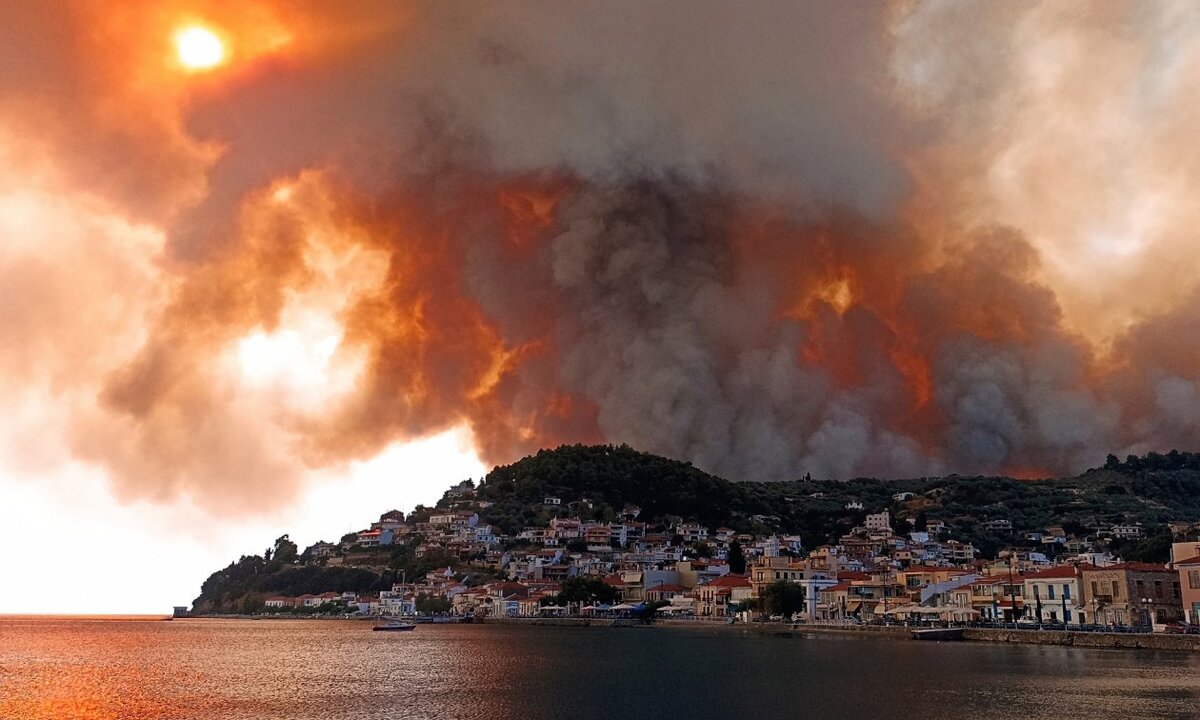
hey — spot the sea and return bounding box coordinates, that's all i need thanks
[1,617,1197,719]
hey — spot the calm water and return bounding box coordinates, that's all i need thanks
[1,618,1198,720]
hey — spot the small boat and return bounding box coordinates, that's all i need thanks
[912,628,963,641]
[373,619,417,632]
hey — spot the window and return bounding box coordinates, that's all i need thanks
[1048,585,1056,600]
[1063,584,1071,599]
[1112,581,1120,599]
[1154,581,1163,599]
[1091,581,1098,596]
[1033,585,1040,599]
[1189,571,1200,590]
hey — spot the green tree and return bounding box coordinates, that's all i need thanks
[553,576,619,605]
[273,535,299,565]
[415,594,452,614]
[727,540,747,574]
[914,511,928,533]
[1117,527,1173,563]
[760,580,806,618]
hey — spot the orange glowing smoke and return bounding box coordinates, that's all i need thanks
[7,0,1200,513]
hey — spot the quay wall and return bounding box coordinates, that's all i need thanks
[483,617,1200,650]
[962,628,1200,652]
[482,617,911,638]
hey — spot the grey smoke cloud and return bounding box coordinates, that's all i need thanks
[1,1,1199,512]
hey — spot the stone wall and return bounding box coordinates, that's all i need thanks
[963,628,1200,652]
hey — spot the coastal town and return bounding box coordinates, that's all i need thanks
[246,480,1200,633]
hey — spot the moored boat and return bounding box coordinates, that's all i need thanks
[373,619,417,632]
[912,628,963,641]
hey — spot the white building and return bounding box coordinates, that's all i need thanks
[1023,566,1084,625]
[864,511,891,531]
[1111,524,1143,539]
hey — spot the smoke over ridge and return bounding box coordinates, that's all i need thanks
[2,1,1200,511]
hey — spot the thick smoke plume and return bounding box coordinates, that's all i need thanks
[3,1,1200,511]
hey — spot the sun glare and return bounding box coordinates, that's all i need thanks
[175,26,225,71]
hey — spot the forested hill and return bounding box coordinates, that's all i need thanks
[193,446,1200,612]
[464,445,1200,554]
[474,444,758,531]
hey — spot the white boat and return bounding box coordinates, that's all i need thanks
[372,619,416,632]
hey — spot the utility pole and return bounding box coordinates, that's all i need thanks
[1007,554,1017,623]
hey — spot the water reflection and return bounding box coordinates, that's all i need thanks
[0,618,1197,719]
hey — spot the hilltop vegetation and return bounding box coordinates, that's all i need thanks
[468,445,1200,556]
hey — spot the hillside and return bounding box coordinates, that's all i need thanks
[193,446,1200,612]
[463,445,1200,555]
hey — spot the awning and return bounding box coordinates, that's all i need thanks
[933,606,979,619]
[845,600,863,612]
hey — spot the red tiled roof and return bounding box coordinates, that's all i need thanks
[648,584,686,594]
[837,571,870,581]
[971,577,1008,586]
[1175,554,1200,566]
[1104,562,1172,573]
[900,565,948,574]
[705,574,750,588]
[1025,566,1074,579]
[823,583,851,592]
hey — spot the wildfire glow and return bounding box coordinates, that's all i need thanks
[174,26,225,71]
[238,326,341,388]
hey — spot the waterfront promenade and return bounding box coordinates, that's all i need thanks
[479,615,1200,652]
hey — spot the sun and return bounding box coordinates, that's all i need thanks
[174,26,225,71]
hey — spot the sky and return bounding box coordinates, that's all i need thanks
[3,1,1200,613]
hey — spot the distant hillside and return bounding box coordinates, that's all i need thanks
[194,446,1200,612]
[465,445,1200,556]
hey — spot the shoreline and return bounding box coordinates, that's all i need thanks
[478,616,1200,652]
[178,614,1200,652]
